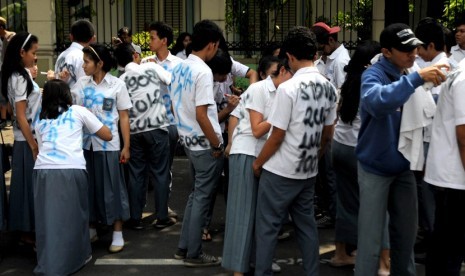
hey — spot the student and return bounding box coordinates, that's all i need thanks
[451,19,465,64]
[113,26,142,55]
[222,56,293,275]
[33,79,111,275]
[53,19,95,87]
[71,43,132,253]
[0,16,15,127]
[171,19,223,267]
[114,43,175,230]
[172,32,192,60]
[252,26,338,276]
[1,32,41,246]
[355,23,447,275]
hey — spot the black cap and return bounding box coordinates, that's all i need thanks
[380,23,423,52]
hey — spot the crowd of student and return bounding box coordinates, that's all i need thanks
[0,12,465,276]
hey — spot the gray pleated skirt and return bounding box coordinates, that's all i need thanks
[0,145,7,231]
[222,154,258,273]
[8,141,35,231]
[33,169,91,276]
[84,149,130,225]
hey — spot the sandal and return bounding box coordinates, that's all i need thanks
[202,229,212,242]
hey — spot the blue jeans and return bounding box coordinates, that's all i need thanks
[128,129,170,220]
[355,164,417,276]
[177,148,223,258]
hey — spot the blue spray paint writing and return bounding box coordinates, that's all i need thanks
[171,64,194,132]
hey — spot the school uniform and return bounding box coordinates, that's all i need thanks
[7,71,41,232]
[222,76,276,273]
[55,42,86,88]
[72,73,132,225]
[33,105,103,276]
[170,54,224,259]
[119,62,172,222]
[254,67,337,276]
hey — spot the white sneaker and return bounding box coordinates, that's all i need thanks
[272,262,281,273]
[168,207,178,218]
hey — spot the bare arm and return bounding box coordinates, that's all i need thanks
[246,69,259,84]
[16,101,38,160]
[218,94,240,123]
[457,124,465,171]
[319,124,334,159]
[225,115,238,157]
[249,109,271,139]
[118,110,131,163]
[95,125,112,141]
[252,126,286,176]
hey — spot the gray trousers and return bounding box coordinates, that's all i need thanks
[355,164,417,276]
[255,170,319,276]
[128,129,170,220]
[178,148,223,258]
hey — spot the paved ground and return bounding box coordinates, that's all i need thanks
[0,126,447,275]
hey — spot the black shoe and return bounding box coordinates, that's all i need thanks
[174,248,187,260]
[184,252,221,267]
[317,215,334,228]
[125,219,144,230]
[154,217,176,229]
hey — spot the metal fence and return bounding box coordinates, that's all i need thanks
[0,0,26,32]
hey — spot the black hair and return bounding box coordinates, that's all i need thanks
[271,58,290,78]
[206,49,232,75]
[280,26,318,60]
[1,32,38,100]
[82,43,116,73]
[117,26,132,37]
[70,19,95,43]
[415,17,445,52]
[171,32,191,55]
[339,40,381,124]
[40,79,73,120]
[149,21,174,46]
[444,27,455,54]
[262,42,281,58]
[191,20,223,52]
[114,42,135,68]
[312,26,338,45]
[257,55,280,80]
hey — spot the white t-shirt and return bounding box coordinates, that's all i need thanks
[72,73,132,151]
[142,52,182,125]
[55,42,86,88]
[170,54,222,151]
[451,45,465,64]
[231,57,250,78]
[120,62,171,134]
[324,44,350,89]
[424,64,465,190]
[34,106,103,169]
[176,50,187,60]
[333,114,361,147]
[263,67,337,179]
[231,76,276,157]
[8,72,42,141]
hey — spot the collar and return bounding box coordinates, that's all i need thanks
[264,76,277,93]
[124,62,139,72]
[70,42,84,50]
[89,72,112,86]
[186,53,206,65]
[376,56,404,78]
[430,52,448,65]
[328,44,347,60]
[293,66,321,77]
[156,52,176,63]
[452,44,465,52]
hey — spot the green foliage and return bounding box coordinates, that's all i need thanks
[132,31,152,58]
[443,0,465,28]
[0,1,27,32]
[333,0,372,40]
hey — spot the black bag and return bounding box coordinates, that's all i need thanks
[0,131,11,173]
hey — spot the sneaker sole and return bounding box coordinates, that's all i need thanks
[183,259,222,267]
[174,254,186,260]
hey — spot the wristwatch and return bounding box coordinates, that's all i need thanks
[212,142,224,152]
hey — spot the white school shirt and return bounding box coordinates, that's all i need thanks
[424,64,465,190]
[230,76,277,157]
[142,52,182,125]
[170,54,222,151]
[120,62,171,134]
[8,72,42,141]
[451,45,465,64]
[55,42,86,88]
[263,67,337,179]
[34,106,103,169]
[72,73,132,151]
[333,114,361,147]
[176,50,188,60]
[324,44,350,89]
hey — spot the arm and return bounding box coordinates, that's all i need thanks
[196,105,222,158]
[95,125,112,141]
[118,109,130,163]
[252,126,285,177]
[16,101,38,159]
[245,68,259,84]
[319,124,334,159]
[457,125,465,171]
[225,115,238,157]
[218,94,240,123]
[249,109,271,138]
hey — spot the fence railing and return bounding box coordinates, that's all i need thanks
[0,0,26,32]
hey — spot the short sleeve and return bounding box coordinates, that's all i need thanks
[195,70,215,107]
[231,58,249,78]
[453,78,465,126]
[267,87,292,130]
[75,106,104,134]
[14,74,28,102]
[245,84,267,114]
[116,81,133,110]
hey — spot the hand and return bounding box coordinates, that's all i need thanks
[224,143,231,158]
[46,70,56,80]
[120,147,130,164]
[212,149,223,159]
[252,160,262,177]
[230,85,244,96]
[225,94,240,111]
[418,64,449,87]
[30,145,38,161]
[58,69,70,82]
